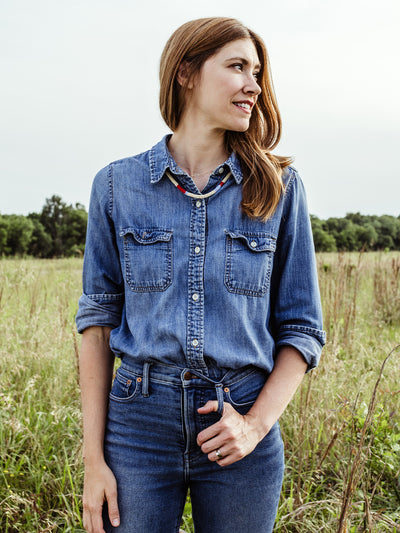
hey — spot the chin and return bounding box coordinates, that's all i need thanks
[228,123,251,133]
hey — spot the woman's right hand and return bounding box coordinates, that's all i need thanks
[82,460,120,533]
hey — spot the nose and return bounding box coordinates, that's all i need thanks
[244,74,261,96]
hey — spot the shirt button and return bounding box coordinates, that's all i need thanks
[192,339,199,347]
[218,167,224,174]
[250,240,257,248]
[196,200,202,208]
[192,293,199,301]
[194,246,201,254]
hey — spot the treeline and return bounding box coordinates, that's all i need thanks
[311,213,400,252]
[0,196,87,257]
[1,197,399,257]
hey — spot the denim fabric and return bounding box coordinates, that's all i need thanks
[102,360,284,533]
[76,134,325,372]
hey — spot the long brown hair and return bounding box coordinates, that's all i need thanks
[159,17,292,220]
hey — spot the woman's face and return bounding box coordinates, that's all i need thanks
[182,38,262,134]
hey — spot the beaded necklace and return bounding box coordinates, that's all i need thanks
[165,169,232,199]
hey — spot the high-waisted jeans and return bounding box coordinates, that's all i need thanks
[103,360,285,533]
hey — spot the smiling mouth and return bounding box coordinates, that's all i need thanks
[233,102,252,112]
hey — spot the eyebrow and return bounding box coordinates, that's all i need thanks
[225,57,261,70]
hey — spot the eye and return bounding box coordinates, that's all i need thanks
[231,63,244,71]
[253,71,260,80]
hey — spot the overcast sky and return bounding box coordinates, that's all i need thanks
[1,0,399,219]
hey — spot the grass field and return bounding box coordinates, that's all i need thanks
[0,253,399,532]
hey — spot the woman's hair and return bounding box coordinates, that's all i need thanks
[159,17,292,220]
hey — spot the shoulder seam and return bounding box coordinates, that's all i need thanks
[283,167,297,197]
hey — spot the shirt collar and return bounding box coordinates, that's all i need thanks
[149,134,243,185]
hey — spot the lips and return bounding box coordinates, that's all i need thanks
[233,101,253,113]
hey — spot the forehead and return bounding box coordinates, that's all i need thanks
[210,38,261,67]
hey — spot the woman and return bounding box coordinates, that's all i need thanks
[76,17,325,533]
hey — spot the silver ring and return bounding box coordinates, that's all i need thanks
[215,449,223,459]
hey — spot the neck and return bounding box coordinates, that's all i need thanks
[168,123,228,190]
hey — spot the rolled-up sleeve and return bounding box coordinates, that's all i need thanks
[75,165,124,333]
[270,169,326,371]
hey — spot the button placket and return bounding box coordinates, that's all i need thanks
[186,198,206,369]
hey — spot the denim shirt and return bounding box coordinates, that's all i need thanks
[76,135,325,373]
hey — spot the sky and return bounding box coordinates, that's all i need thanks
[1,0,399,219]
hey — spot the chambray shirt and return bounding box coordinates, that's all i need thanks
[76,135,325,373]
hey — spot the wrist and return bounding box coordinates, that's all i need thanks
[245,410,272,442]
[82,446,106,468]
[83,456,107,471]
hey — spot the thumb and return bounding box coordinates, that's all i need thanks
[105,485,120,528]
[197,400,219,414]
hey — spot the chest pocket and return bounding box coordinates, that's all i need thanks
[120,228,173,292]
[224,230,276,297]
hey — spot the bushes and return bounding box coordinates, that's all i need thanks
[0,196,87,258]
[311,213,400,252]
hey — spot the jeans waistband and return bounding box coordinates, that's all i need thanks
[118,359,267,415]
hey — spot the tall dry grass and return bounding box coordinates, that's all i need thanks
[275,252,400,532]
[0,254,399,532]
[0,259,83,532]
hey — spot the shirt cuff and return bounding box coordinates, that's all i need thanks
[275,325,326,372]
[75,293,123,333]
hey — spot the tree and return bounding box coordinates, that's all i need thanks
[39,195,67,256]
[60,203,87,256]
[27,215,53,257]
[5,215,34,255]
[310,216,337,252]
[355,223,378,251]
[38,196,87,256]
[0,215,9,255]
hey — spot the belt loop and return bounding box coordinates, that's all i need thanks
[142,361,152,397]
[215,383,224,415]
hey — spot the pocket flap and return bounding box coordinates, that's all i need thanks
[120,228,173,244]
[225,230,276,252]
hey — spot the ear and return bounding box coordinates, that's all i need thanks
[177,61,194,89]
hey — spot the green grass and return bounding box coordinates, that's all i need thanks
[0,254,399,532]
[0,258,83,532]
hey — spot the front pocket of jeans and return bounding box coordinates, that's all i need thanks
[120,228,173,292]
[224,230,276,297]
[225,371,267,415]
[109,368,140,403]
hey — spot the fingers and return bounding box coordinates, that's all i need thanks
[83,489,119,533]
[197,400,219,414]
[105,485,120,528]
[197,402,259,466]
[83,501,105,533]
[196,400,232,445]
[82,463,119,533]
[197,401,235,446]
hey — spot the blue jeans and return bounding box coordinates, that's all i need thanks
[103,360,284,533]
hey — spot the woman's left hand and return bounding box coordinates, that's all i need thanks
[196,401,266,466]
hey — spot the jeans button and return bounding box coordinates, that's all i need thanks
[183,371,193,380]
